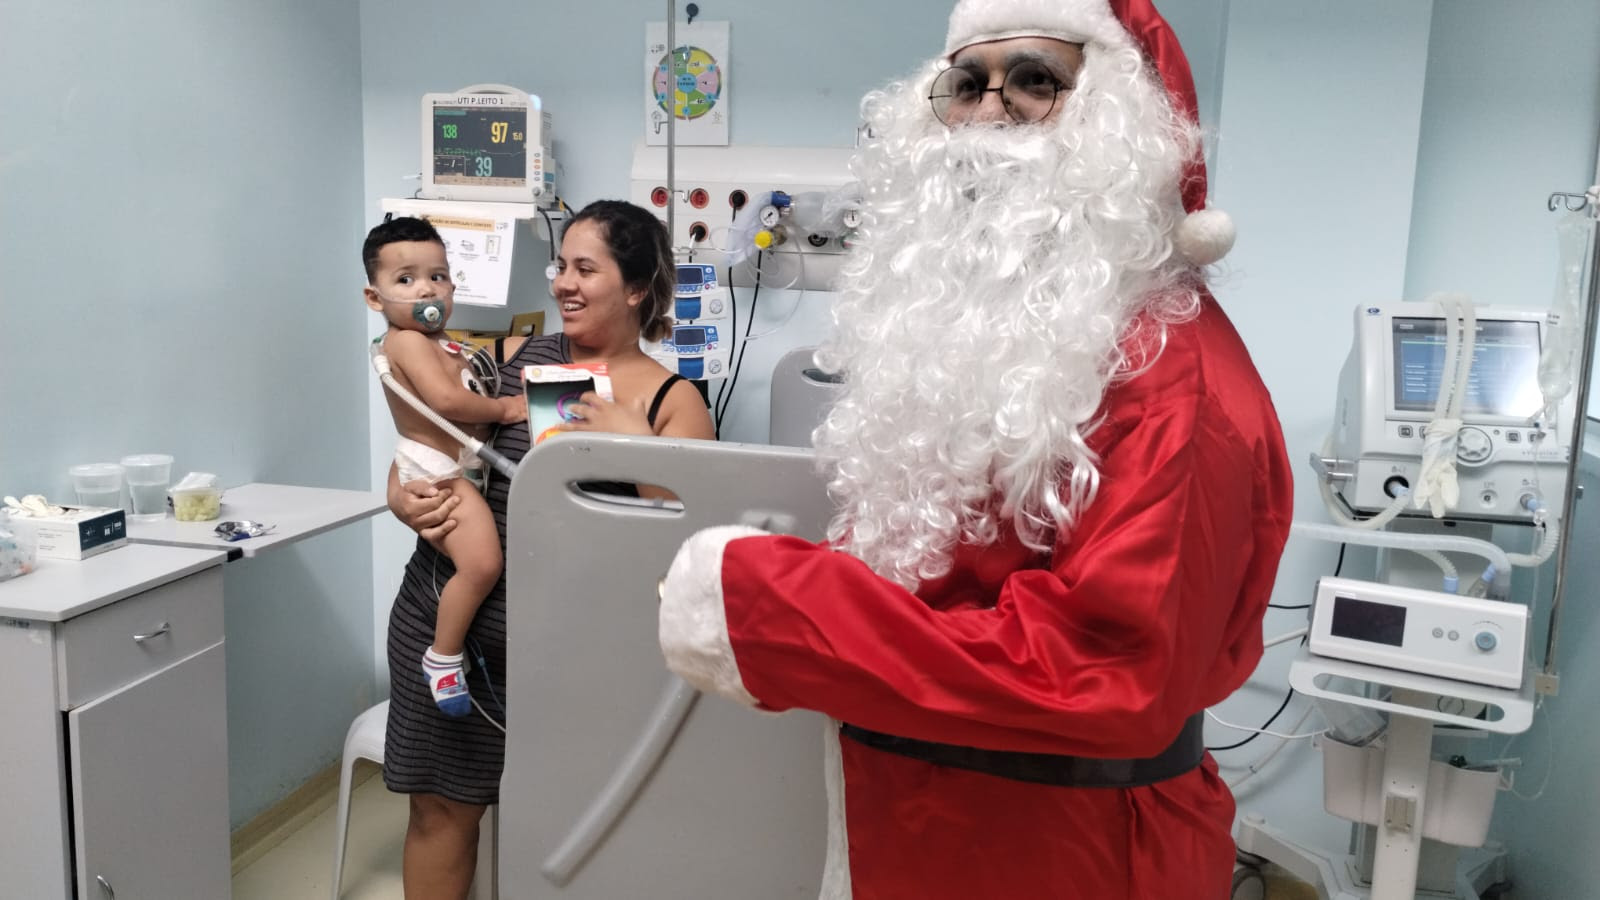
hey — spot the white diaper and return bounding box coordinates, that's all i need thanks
[395,437,473,485]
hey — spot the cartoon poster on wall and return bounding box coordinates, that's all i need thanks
[645,21,729,146]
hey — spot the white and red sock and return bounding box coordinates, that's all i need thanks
[422,646,471,717]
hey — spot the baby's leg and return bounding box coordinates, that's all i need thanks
[423,479,502,717]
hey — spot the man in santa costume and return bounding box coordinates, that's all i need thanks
[660,0,1293,896]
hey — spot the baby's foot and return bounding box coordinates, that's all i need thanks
[422,647,471,717]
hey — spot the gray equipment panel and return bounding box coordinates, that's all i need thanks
[502,434,834,899]
[768,346,845,447]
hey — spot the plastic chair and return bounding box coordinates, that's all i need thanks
[331,699,498,899]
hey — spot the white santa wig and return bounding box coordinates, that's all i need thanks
[812,6,1219,591]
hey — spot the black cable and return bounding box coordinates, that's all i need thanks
[708,203,744,436]
[712,265,737,436]
[537,206,557,261]
[1207,687,1295,753]
[1269,544,1344,610]
[715,251,763,427]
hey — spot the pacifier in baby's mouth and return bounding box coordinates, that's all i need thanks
[412,300,447,331]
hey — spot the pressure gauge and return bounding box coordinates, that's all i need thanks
[842,208,863,229]
[759,205,782,228]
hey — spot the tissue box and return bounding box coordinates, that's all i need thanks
[15,506,128,561]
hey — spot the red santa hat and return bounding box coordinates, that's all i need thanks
[944,0,1235,266]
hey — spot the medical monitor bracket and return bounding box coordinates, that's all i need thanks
[420,84,556,206]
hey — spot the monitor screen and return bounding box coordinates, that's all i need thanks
[431,106,527,186]
[677,267,705,287]
[1330,595,1407,647]
[674,327,706,345]
[1391,317,1542,417]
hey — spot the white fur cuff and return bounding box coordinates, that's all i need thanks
[658,525,769,707]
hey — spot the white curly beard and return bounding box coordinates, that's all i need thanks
[814,41,1205,592]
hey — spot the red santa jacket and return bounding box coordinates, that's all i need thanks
[660,295,1293,899]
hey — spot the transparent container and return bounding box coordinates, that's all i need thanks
[121,454,174,521]
[169,472,223,522]
[0,509,38,581]
[69,462,125,509]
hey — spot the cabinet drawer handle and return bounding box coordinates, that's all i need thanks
[96,874,115,898]
[133,622,171,643]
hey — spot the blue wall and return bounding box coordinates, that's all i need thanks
[1208,0,1439,852]
[0,1,375,827]
[1409,6,1600,899]
[1212,1,1600,891]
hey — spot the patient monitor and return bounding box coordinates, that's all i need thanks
[419,83,557,205]
[1324,302,1573,524]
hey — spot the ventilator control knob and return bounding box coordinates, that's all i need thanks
[1473,630,1498,652]
[1457,427,1493,465]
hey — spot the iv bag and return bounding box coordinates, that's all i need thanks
[1537,213,1593,424]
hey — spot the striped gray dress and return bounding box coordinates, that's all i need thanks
[382,333,567,804]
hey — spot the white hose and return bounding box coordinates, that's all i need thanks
[1317,479,1457,586]
[370,345,519,480]
[1444,294,1477,420]
[1506,517,1562,568]
[1320,477,1411,531]
[1291,521,1509,593]
[1435,293,1462,419]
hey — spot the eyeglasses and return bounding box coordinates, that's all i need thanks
[928,60,1071,126]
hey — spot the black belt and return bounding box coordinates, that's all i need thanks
[838,712,1205,789]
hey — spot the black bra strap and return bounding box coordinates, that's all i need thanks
[647,374,686,427]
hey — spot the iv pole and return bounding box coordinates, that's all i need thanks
[1540,175,1600,694]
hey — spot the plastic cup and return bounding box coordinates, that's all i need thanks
[120,454,174,521]
[69,463,125,510]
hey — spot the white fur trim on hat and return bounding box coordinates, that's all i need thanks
[658,524,767,707]
[945,0,1124,56]
[1175,207,1236,267]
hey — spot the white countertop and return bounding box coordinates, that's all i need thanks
[124,482,386,558]
[0,543,226,622]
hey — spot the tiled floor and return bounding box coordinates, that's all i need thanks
[232,766,407,900]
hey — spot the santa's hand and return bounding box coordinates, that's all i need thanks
[657,525,770,707]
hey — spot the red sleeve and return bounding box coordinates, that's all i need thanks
[718,396,1287,758]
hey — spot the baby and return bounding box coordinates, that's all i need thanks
[364,216,525,716]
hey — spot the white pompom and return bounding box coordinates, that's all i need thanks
[1175,207,1235,266]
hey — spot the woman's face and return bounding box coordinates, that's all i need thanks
[552,220,644,344]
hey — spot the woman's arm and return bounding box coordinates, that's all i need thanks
[386,461,461,545]
[652,379,716,441]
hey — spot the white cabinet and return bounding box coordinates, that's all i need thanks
[0,545,229,900]
[70,641,231,900]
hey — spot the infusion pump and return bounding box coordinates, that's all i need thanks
[1322,302,1573,524]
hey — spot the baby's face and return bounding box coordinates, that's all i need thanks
[366,240,455,333]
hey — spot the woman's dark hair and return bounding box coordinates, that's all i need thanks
[565,200,674,342]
